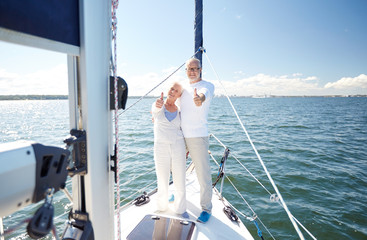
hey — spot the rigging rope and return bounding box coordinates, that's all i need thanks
[210,153,276,240]
[204,51,306,240]
[111,0,121,239]
[211,134,273,196]
[211,134,317,240]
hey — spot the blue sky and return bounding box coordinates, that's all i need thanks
[0,0,366,96]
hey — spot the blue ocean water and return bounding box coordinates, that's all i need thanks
[1,97,366,239]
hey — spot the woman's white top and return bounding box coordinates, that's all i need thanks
[152,103,183,144]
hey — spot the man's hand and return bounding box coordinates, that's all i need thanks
[156,92,164,108]
[193,88,204,106]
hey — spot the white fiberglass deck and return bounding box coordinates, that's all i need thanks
[118,164,254,240]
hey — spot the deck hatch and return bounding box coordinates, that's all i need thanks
[127,214,196,240]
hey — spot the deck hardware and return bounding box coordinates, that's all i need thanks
[223,206,239,222]
[110,76,128,110]
[32,143,70,203]
[64,129,87,177]
[62,210,94,240]
[110,144,117,183]
[0,141,69,217]
[180,220,189,225]
[212,148,230,194]
[133,192,150,206]
[27,188,55,239]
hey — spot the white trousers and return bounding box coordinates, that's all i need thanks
[185,137,212,213]
[154,139,186,214]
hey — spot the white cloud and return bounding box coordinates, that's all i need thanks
[125,68,186,96]
[0,64,186,96]
[324,74,367,89]
[1,66,366,97]
[210,73,367,96]
[0,65,68,95]
[211,73,323,96]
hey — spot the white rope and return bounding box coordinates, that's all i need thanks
[111,0,121,239]
[211,133,273,195]
[62,188,73,203]
[211,134,318,240]
[291,213,317,240]
[204,52,306,240]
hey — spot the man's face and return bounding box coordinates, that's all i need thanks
[186,61,201,83]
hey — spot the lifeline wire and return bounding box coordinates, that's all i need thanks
[204,51,306,240]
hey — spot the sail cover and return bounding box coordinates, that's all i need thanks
[0,0,79,47]
[194,0,203,63]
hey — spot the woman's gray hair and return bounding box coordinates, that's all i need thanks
[171,81,183,95]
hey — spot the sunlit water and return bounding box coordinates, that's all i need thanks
[1,97,366,239]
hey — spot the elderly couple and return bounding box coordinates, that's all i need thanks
[151,57,215,223]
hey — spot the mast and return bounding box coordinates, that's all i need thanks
[68,1,115,239]
[194,0,203,64]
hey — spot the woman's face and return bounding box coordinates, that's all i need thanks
[167,83,182,100]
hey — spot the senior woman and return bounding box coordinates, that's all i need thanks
[152,82,188,218]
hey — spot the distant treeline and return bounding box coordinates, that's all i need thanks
[0,95,68,100]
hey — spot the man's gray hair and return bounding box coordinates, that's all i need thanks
[185,57,201,69]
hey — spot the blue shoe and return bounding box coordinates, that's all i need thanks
[168,194,175,202]
[197,211,211,223]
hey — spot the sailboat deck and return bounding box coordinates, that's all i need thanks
[118,164,254,240]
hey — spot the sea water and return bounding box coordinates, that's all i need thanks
[0,97,366,239]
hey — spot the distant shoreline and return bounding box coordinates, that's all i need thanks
[0,95,68,101]
[0,94,366,101]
